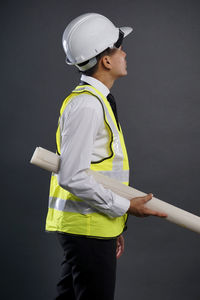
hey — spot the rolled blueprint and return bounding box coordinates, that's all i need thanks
[30,147,200,234]
[30,147,60,173]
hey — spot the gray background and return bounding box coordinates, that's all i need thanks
[1,0,200,299]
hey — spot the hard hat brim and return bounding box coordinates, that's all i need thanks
[119,26,133,38]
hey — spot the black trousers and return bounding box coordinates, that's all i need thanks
[55,233,117,300]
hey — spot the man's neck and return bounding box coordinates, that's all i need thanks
[92,73,115,90]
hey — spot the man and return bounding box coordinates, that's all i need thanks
[45,13,167,300]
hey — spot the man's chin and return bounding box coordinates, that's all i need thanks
[116,71,128,79]
[122,70,128,76]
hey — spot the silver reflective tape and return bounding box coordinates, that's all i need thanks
[49,197,98,214]
[98,170,129,182]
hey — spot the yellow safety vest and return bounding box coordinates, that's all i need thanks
[45,85,130,238]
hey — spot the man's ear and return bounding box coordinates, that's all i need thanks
[101,55,112,70]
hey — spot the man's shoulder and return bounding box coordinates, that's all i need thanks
[68,92,103,113]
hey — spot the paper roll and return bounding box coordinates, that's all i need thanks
[30,147,60,173]
[30,147,200,234]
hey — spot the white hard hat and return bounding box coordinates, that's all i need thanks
[62,13,133,71]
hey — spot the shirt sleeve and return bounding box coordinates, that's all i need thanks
[57,94,130,218]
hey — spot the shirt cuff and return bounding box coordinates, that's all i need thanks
[109,194,130,218]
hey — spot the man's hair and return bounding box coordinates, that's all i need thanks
[78,48,115,77]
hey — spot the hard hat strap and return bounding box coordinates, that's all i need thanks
[114,29,124,48]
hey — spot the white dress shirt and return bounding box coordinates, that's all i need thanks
[58,74,130,218]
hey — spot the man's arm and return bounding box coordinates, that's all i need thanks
[58,94,167,219]
[58,94,130,218]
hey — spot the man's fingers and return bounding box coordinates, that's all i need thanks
[144,207,168,218]
[129,194,168,218]
[142,193,153,203]
[142,194,167,217]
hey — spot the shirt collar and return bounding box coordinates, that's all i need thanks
[80,74,110,97]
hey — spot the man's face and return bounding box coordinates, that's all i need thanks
[109,46,127,79]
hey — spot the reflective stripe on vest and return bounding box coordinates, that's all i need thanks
[45,85,130,238]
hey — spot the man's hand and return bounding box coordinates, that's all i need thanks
[127,193,167,218]
[116,235,124,259]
